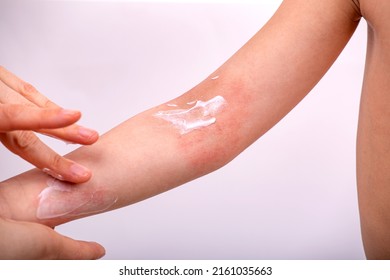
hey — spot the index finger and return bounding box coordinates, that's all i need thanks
[0,66,99,145]
[0,66,56,108]
[0,104,81,132]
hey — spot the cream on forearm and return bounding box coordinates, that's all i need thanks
[153,95,227,135]
[36,178,117,220]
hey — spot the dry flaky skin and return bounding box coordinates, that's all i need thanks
[1,0,390,259]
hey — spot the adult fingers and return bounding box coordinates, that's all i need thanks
[0,218,105,260]
[0,104,81,132]
[0,68,99,145]
[0,131,92,183]
[50,230,106,260]
[39,124,99,145]
[0,66,57,108]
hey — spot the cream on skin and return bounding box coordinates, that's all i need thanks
[36,178,118,220]
[153,95,227,134]
[36,95,226,219]
[42,168,64,181]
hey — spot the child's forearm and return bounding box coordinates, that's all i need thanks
[0,73,255,226]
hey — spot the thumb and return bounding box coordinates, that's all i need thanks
[48,229,106,260]
[0,218,105,260]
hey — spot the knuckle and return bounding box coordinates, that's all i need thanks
[51,153,63,170]
[51,238,64,260]
[2,105,24,121]
[11,131,39,153]
[39,228,60,260]
[41,97,53,108]
[51,235,80,260]
[37,241,53,260]
[1,105,13,122]
[20,81,38,97]
[69,243,85,260]
[20,81,54,108]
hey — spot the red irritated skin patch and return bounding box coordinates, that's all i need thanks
[178,94,255,178]
[153,74,259,179]
[36,178,118,220]
[153,96,227,135]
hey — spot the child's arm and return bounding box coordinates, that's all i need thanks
[0,0,360,228]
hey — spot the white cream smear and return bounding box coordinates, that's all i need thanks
[37,178,118,220]
[42,168,64,181]
[154,95,227,134]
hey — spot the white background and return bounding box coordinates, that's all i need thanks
[0,0,366,259]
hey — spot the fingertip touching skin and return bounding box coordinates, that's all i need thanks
[0,65,99,184]
[0,130,93,184]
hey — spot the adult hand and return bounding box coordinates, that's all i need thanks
[0,66,99,183]
[0,217,105,260]
[0,171,105,260]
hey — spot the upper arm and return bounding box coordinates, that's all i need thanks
[171,0,362,173]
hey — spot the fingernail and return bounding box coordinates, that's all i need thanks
[70,163,90,178]
[78,126,97,139]
[61,109,80,117]
[42,168,64,181]
[94,243,106,259]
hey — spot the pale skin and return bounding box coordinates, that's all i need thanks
[0,66,99,183]
[1,0,389,259]
[0,67,102,258]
